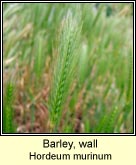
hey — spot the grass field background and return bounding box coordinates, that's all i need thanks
[3,3,133,133]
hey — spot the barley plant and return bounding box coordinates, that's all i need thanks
[3,3,133,133]
[3,82,15,133]
[49,8,81,132]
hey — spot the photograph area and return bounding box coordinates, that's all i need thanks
[2,3,134,134]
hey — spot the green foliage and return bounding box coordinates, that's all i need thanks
[3,82,15,133]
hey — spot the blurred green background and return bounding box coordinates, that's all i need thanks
[3,3,133,133]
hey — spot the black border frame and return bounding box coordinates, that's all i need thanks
[1,0,135,136]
